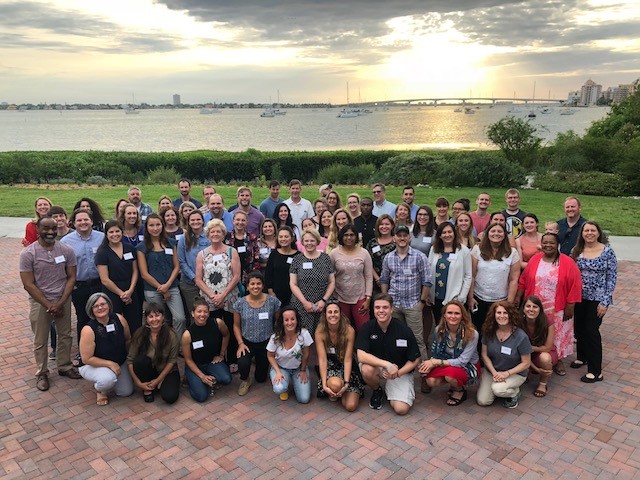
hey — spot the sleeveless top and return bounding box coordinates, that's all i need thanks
[200,246,239,311]
[520,235,541,263]
[88,313,128,365]
[188,317,223,365]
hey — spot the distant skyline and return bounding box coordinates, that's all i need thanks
[1,0,639,104]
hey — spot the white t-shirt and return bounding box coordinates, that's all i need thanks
[266,328,314,369]
[284,197,314,232]
[470,246,520,302]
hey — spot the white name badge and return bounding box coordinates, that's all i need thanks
[106,324,115,333]
[422,237,432,244]
[54,255,65,264]
[260,248,269,255]
[164,248,173,255]
[448,253,457,260]
[237,246,247,253]
[303,262,313,269]
[123,252,134,260]
[500,346,512,355]
[286,257,294,264]
[92,247,98,253]
[396,339,408,347]
[192,340,204,349]
[138,235,144,241]
[142,216,147,222]
[212,254,223,262]
[258,312,269,320]
[403,269,412,275]
[372,246,381,253]
[329,347,336,354]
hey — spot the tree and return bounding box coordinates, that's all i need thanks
[486,116,542,169]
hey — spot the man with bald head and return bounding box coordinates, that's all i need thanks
[204,193,234,232]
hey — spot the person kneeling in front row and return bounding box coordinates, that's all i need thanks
[356,294,421,415]
[181,297,232,402]
[418,300,480,406]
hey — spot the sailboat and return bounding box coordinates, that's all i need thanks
[528,83,537,118]
[123,93,140,114]
[337,82,358,118]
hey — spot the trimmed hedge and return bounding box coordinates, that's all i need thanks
[533,171,633,196]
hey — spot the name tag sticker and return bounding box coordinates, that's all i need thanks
[106,324,115,333]
[164,248,173,255]
[403,268,412,275]
[287,257,294,264]
[422,237,432,244]
[212,254,223,262]
[258,312,269,320]
[237,246,247,253]
[54,255,65,264]
[123,252,134,260]
[448,253,457,260]
[260,248,269,255]
[396,339,408,347]
[92,247,98,253]
[372,246,381,253]
[192,340,204,349]
[138,235,144,241]
[329,347,336,354]
[141,216,147,222]
[303,262,313,269]
[500,346,512,355]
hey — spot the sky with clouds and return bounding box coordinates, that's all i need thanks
[1,0,638,104]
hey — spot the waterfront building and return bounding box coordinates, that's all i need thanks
[173,94,181,106]
[580,79,602,106]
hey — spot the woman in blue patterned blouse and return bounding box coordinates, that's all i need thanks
[571,221,617,383]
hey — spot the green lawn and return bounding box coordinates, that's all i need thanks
[1,184,638,235]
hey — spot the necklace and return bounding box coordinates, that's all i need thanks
[445,334,456,349]
[497,328,512,342]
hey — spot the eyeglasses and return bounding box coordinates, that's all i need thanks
[417,213,429,217]
[93,302,109,309]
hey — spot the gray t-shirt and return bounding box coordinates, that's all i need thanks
[19,241,77,302]
[482,327,532,377]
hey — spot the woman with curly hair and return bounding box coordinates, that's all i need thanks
[477,301,531,409]
[267,307,313,403]
[315,301,364,411]
[418,300,479,406]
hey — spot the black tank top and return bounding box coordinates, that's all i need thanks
[88,313,128,365]
[188,317,223,364]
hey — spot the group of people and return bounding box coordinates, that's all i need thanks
[19,180,617,413]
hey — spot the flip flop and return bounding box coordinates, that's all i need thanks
[533,383,547,397]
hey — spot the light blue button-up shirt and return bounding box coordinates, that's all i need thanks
[61,230,104,281]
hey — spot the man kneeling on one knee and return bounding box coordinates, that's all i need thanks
[356,294,421,415]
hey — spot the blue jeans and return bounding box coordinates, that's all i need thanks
[144,288,186,342]
[185,362,232,403]
[269,366,311,404]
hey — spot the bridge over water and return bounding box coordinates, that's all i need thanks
[344,97,565,107]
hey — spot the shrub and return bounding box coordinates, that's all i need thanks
[533,171,633,196]
[375,153,444,185]
[486,116,542,169]
[316,163,376,184]
[147,166,180,184]
[435,152,526,188]
[86,175,109,186]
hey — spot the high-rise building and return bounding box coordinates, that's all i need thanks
[566,91,581,105]
[173,94,181,106]
[612,84,633,104]
[580,79,602,106]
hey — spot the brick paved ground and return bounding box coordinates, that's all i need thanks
[1,237,639,479]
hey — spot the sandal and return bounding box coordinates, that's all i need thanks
[533,382,547,398]
[553,360,566,376]
[96,392,109,406]
[570,360,586,369]
[581,373,603,383]
[446,389,467,406]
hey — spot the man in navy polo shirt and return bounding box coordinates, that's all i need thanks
[356,294,421,415]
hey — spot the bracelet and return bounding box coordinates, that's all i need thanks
[440,359,444,366]
[322,298,328,303]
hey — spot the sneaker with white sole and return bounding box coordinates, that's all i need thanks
[369,387,384,410]
[503,389,522,409]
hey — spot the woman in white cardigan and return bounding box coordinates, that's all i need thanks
[428,222,472,324]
